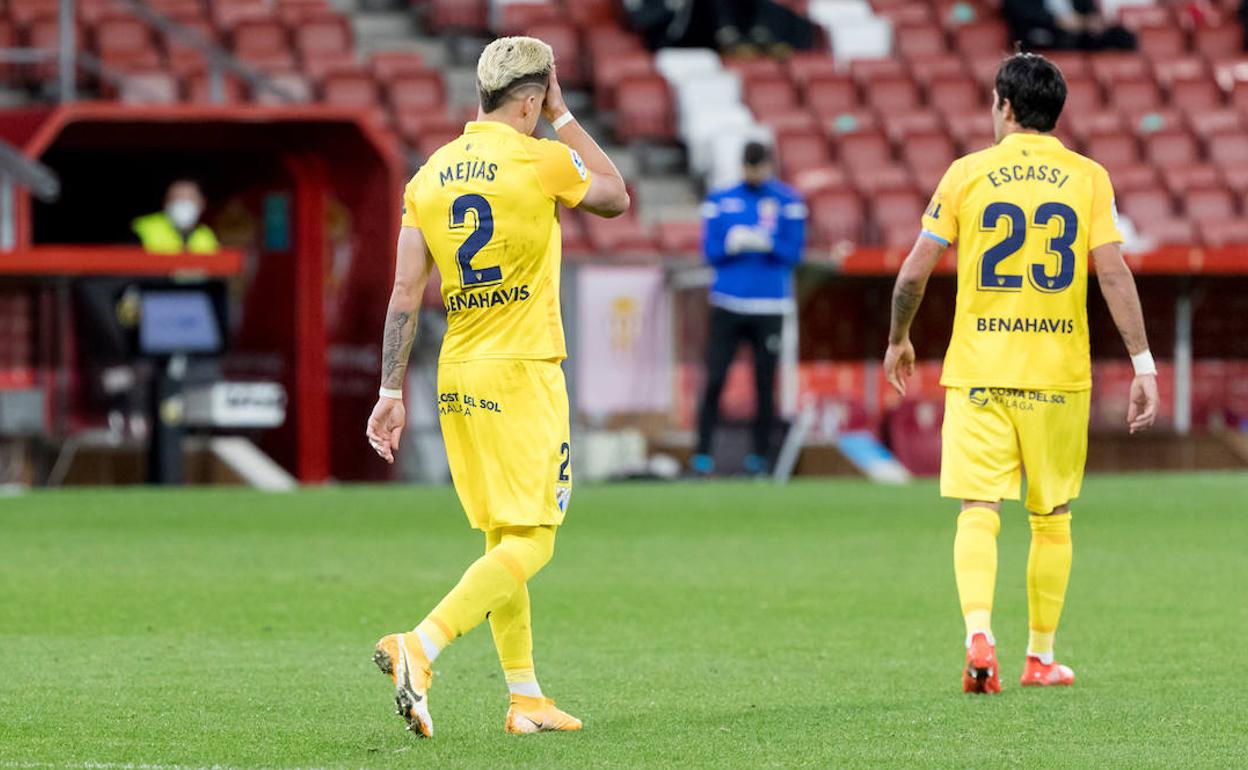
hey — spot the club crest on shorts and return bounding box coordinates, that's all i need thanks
[555,484,572,514]
[969,387,989,407]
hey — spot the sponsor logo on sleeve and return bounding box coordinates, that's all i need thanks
[569,148,587,180]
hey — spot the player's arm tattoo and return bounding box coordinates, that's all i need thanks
[380,309,418,389]
[889,278,925,345]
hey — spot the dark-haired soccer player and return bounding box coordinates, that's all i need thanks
[365,36,629,735]
[883,53,1159,694]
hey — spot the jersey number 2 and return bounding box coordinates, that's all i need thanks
[978,201,1078,294]
[450,194,502,287]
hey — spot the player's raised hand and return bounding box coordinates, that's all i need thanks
[1127,374,1158,434]
[366,396,406,464]
[542,65,568,123]
[883,339,916,396]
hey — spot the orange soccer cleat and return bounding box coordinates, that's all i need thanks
[504,694,583,734]
[1020,656,1075,687]
[373,633,434,737]
[962,632,1001,694]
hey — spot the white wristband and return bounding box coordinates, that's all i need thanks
[1131,350,1156,376]
[379,387,403,400]
[551,111,574,130]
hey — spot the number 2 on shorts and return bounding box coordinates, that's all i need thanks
[558,442,571,482]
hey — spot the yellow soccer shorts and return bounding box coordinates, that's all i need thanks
[941,386,1091,514]
[437,358,572,531]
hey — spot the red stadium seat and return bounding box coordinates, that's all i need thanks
[394,109,461,148]
[386,71,445,112]
[1120,189,1176,221]
[775,128,832,180]
[902,130,956,178]
[1089,53,1150,88]
[851,163,915,196]
[276,0,334,25]
[886,399,943,475]
[1136,26,1189,59]
[885,112,944,143]
[895,23,947,59]
[1197,220,1248,246]
[164,19,218,78]
[321,69,379,108]
[566,0,617,28]
[1187,109,1243,139]
[302,51,359,82]
[945,113,994,154]
[559,211,591,256]
[26,17,84,83]
[584,214,659,256]
[1065,112,1126,145]
[293,13,353,60]
[1192,25,1244,63]
[1156,59,1222,111]
[655,220,703,256]
[863,76,922,113]
[1208,131,1248,165]
[925,75,982,117]
[1126,107,1185,137]
[1184,186,1237,224]
[1137,218,1196,244]
[785,52,838,89]
[849,58,908,87]
[822,109,880,141]
[949,20,1008,55]
[1062,77,1104,112]
[416,126,463,160]
[744,75,801,114]
[1107,163,1160,194]
[877,2,933,25]
[835,130,892,175]
[213,0,271,29]
[1085,134,1140,171]
[428,0,488,32]
[93,15,156,65]
[906,54,970,89]
[808,187,866,245]
[614,73,675,142]
[370,51,426,81]
[1144,129,1199,168]
[1044,51,1090,80]
[527,21,585,87]
[759,108,819,134]
[873,187,925,232]
[805,74,859,118]
[592,49,652,111]
[231,19,295,73]
[496,2,560,36]
[1161,164,1222,196]
[1109,78,1163,112]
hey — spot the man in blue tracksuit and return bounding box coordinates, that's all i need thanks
[693,141,806,475]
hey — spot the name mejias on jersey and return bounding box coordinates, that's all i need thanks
[402,121,591,363]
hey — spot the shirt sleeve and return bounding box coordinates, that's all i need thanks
[531,138,592,207]
[1088,163,1124,250]
[401,171,421,228]
[920,160,963,247]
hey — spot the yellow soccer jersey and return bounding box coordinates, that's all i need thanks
[921,132,1123,391]
[403,120,592,363]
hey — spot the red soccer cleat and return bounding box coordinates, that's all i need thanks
[962,633,1001,694]
[1020,656,1075,687]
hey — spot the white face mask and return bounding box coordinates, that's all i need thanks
[166,199,202,230]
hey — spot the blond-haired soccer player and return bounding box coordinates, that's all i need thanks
[364,36,629,735]
[883,53,1159,694]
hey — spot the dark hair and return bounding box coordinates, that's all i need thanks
[743,141,771,166]
[994,53,1066,132]
[479,70,550,113]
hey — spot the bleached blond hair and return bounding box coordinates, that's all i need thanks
[476,36,553,113]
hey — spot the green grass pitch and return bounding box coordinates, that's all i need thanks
[2,473,1246,769]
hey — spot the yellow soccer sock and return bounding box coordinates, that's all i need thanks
[485,526,542,695]
[417,525,556,655]
[954,506,1001,639]
[1027,511,1072,659]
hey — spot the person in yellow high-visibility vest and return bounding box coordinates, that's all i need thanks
[132,180,219,254]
